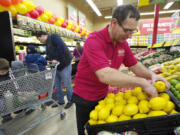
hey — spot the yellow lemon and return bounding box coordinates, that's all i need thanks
[124,92,132,100]
[106,115,118,123]
[89,110,98,120]
[98,107,110,120]
[148,111,167,117]
[170,109,179,114]
[88,119,97,125]
[164,101,175,113]
[137,92,148,100]
[105,97,114,104]
[123,104,138,116]
[154,81,166,92]
[95,104,105,111]
[115,99,126,105]
[116,92,124,98]
[115,95,124,102]
[138,100,150,114]
[132,87,142,96]
[119,114,131,121]
[149,97,167,111]
[98,100,106,105]
[159,93,170,101]
[133,113,147,119]
[97,120,106,124]
[107,93,115,99]
[112,105,124,117]
[105,103,115,111]
[127,96,138,104]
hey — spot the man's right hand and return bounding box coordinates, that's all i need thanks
[141,79,158,98]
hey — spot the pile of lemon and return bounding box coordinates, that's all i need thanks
[89,82,179,125]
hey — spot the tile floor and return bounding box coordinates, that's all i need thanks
[0,104,78,135]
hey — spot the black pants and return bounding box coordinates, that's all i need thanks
[72,93,102,135]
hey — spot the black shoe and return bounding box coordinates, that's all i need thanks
[64,102,73,109]
[51,102,65,108]
[14,109,24,114]
[2,116,13,123]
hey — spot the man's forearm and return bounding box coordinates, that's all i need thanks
[129,62,155,80]
[95,67,147,88]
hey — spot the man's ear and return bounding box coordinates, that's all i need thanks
[111,18,118,25]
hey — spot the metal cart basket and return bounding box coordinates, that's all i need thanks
[0,63,65,135]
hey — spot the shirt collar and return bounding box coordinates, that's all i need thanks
[104,24,113,44]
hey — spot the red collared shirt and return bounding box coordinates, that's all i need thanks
[74,25,137,101]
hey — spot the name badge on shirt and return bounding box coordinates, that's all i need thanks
[118,49,125,56]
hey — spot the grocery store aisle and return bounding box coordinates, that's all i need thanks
[25,104,78,135]
[0,104,78,135]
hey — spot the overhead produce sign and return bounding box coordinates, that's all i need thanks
[139,18,173,34]
[78,11,86,27]
[138,0,179,7]
[67,5,78,24]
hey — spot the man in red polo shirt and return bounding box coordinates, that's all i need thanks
[73,4,170,135]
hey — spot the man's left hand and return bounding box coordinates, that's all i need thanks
[51,60,58,64]
[152,74,170,91]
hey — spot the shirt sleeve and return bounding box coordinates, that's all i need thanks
[84,37,110,72]
[123,41,138,67]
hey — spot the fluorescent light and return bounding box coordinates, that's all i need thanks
[117,0,123,5]
[86,0,102,16]
[140,9,180,16]
[104,16,112,19]
[163,2,174,9]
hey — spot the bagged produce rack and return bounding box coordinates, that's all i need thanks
[85,95,180,135]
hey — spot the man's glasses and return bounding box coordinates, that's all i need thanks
[119,23,138,34]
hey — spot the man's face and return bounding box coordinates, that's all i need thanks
[0,70,8,75]
[37,35,47,43]
[111,17,138,43]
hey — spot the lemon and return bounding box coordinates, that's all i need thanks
[124,92,132,100]
[149,97,167,111]
[112,105,124,117]
[106,115,118,123]
[164,101,175,113]
[125,90,132,93]
[119,114,131,121]
[116,92,124,98]
[148,111,167,117]
[123,104,138,116]
[133,113,147,119]
[95,104,105,111]
[154,81,166,92]
[88,119,97,125]
[115,95,124,102]
[98,107,110,120]
[127,96,138,104]
[137,92,148,100]
[138,100,150,114]
[105,103,115,111]
[89,110,98,120]
[132,87,142,96]
[170,109,179,114]
[115,99,126,105]
[97,120,106,124]
[107,93,115,99]
[105,97,114,104]
[159,93,170,101]
[98,100,106,105]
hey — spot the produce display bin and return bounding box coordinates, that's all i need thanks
[85,96,180,135]
[167,90,180,109]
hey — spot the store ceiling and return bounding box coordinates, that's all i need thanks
[80,0,180,19]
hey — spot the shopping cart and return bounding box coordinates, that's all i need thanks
[0,63,66,135]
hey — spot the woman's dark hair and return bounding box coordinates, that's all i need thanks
[27,45,37,54]
[112,4,140,25]
[36,31,48,38]
[0,58,9,70]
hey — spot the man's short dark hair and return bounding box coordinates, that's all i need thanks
[36,31,48,38]
[0,58,9,70]
[112,4,140,25]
